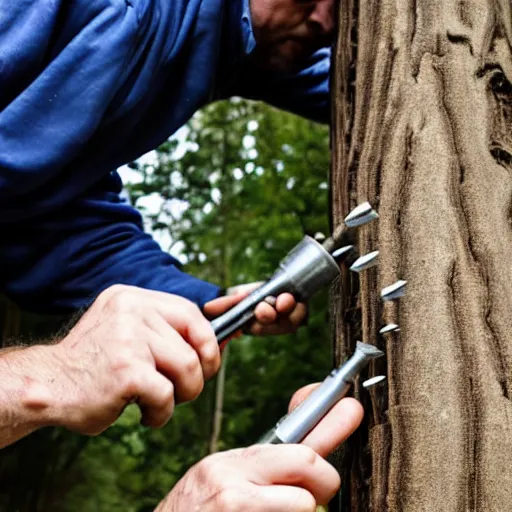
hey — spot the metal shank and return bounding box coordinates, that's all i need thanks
[271,341,384,443]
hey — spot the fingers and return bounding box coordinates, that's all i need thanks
[300,398,363,458]
[288,383,320,413]
[251,301,307,336]
[144,293,221,381]
[254,301,278,324]
[288,384,364,459]
[203,293,249,318]
[203,282,263,318]
[100,286,219,378]
[237,444,340,505]
[204,284,308,338]
[253,293,298,325]
[146,327,204,403]
[132,367,175,428]
[275,293,296,314]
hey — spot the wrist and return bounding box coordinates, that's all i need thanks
[0,343,68,447]
[5,344,64,429]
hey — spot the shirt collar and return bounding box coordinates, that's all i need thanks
[240,0,257,56]
[226,0,257,58]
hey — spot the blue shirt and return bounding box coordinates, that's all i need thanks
[0,0,330,313]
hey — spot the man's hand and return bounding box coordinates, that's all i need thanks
[204,282,308,337]
[155,387,363,511]
[0,285,221,443]
[51,285,221,434]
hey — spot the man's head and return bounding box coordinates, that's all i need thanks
[249,0,335,72]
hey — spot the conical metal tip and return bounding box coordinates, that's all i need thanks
[344,202,379,228]
[381,280,407,301]
[332,245,354,260]
[379,323,400,334]
[350,251,379,273]
[363,375,387,388]
[356,341,385,359]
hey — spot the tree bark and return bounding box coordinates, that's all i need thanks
[330,1,512,511]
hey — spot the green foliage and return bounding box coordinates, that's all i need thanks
[0,99,332,511]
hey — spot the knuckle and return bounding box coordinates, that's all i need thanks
[182,350,201,376]
[117,366,145,396]
[196,455,224,485]
[179,298,201,319]
[240,445,264,461]
[294,444,318,467]
[215,488,244,511]
[112,321,137,346]
[201,343,221,372]
[103,285,137,313]
[111,347,137,373]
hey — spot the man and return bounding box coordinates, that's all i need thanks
[0,0,360,508]
[0,0,332,314]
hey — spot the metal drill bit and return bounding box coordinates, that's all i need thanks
[258,341,384,445]
[332,245,354,260]
[324,202,379,252]
[381,280,407,301]
[362,375,387,388]
[350,251,379,273]
[379,323,400,334]
[344,201,379,228]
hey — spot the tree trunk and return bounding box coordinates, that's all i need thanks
[209,345,229,454]
[330,1,512,511]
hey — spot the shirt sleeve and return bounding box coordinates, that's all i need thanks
[1,172,221,314]
[231,47,331,124]
[0,0,220,313]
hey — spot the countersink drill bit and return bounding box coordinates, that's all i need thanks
[344,202,379,228]
[362,375,387,388]
[323,201,379,253]
[379,323,400,334]
[350,251,379,273]
[381,280,407,301]
[258,342,384,445]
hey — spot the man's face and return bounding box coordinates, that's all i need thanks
[250,0,335,72]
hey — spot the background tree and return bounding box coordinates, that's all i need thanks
[330,1,512,510]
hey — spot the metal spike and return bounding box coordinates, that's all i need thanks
[344,202,379,228]
[350,251,379,273]
[332,245,354,261]
[381,280,407,301]
[379,323,400,335]
[362,376,387,388]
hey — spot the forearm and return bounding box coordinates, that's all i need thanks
[3,197,221,314]
[0,344,60,448]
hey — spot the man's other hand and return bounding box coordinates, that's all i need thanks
[43,285,220,435]
[204,282,308,337]
[155,386,363,511]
